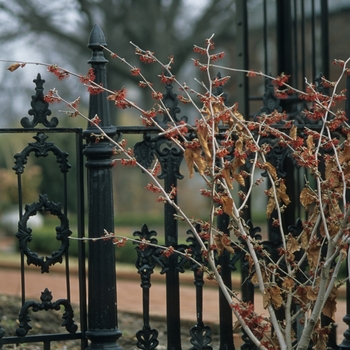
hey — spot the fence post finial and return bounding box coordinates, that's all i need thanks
[84,25,121,350]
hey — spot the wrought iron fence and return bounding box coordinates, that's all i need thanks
[0,74,88,349]
[1,1,350,349]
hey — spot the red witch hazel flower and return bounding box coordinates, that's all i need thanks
[159,72,175,84]
[113,237,127,247]
[151,91,163,100]
[130,67,141,76]
[107,87,131,108]
[87,83,104,95]
[79,68,96,84]
[212,75,230,87]
[193,45,207,54]
[44,89,61,104]
[272,72,290,87]
[90,114,101,125]
[162,246,175,257]
[121,158,137,167]
[210,52,225,61]
[142,109,157,119]
[145,183,162,193]
[47,64,69,80]
[137,50,156,64]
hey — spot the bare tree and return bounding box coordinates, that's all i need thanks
[0,0,237,113]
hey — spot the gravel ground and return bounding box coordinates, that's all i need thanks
[0,294,221,349]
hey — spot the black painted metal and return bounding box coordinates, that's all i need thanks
[235,0,249,121]
[158,138,183,350]
[186,227,213,350]
[339,74,350,350]
[133,224,160,350]
[0,74,87,349]
[216,214,234,350]
[83,24,121,350]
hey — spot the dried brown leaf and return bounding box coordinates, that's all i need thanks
[233,173,245,187]
[265,180,290,218]
[282,276,295,292]
[197,125,211,161]
[286,235,301,254]
[222,168,233,189]
[246,254,254,275]
[264,285,283,309]
[214,234,234,256]
[300,187,316,209]
[294,286,308,306]
[214,234,225,256]
[232,320,241,332]
[266,195,276,219]
[300,231,311,251]
[306,134,314,151]
[7,63,21,72]
[263,290,270,309]
[264,162,278,181]
[251,271,259,285]
[322,286,338,321]
[325,159,340,189]
[269,285,283,309]
[315,333,328,350]
[306,239,320,270]
[261,265,271,283]
[231,157,245,171]
[339,135,350,164]
[221,195,233,215]
[192,149,207,176]
[305,285,318,301]
[235,136,244,154]
[184,148,207,178]
[184,148,194,178]
[290,125,297,140]
[328,200,341,237]
[221,234,235,255]
[278,181,291,205]
[233,110,244,130]
[212,100,225,115]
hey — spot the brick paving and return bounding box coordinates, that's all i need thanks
[0,252,348,345]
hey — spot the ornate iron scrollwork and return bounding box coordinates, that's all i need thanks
[185,227,213,349]
[189,323,213,350]
[135,325,159,350]
[258,78,283,117]
[154,137,184,180]
[134,135,184,180]
[20,73,58,128]
[133,224,159,286]
[259,137,291,178]
[13,132,71,174]
[157,83,188,125]
[134,134,156,170]
[185,227,209,276]
[16,288,77,336]
[133,224,160,349]
[16,194,72,273]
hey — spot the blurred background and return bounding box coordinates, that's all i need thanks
[0,0,350,261]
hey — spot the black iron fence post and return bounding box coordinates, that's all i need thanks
[162,148,182,350]
[339,73,350,350]
[83,24,121,350]
[217,214,234,350]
